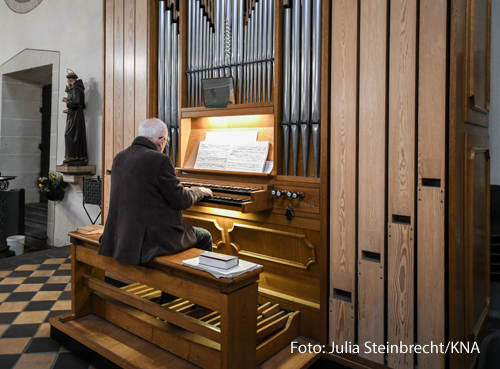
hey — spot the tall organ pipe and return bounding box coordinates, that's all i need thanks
[300,0,312,176]
[266,0,273,102]
[187,0,192,107]
[164,10,172,132]
[231,0,238,90]
[171,22,179,161]
[238,0,244,104]
[257,1,263,103]
[158,2,166,121]
[198,6,203,105]
[311,0,321,177]
[220,0,226,76]
[290,0,301,176]
[282,8,292,176]
[214,0,220,77]
[262,0,267,102]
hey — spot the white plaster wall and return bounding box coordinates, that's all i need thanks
[0,0,103,245]
[1,75,43,203]
[491,1,500,185]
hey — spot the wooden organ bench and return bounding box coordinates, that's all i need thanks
[50,232,317,369]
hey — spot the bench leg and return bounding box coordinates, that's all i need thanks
[220,281,258,369]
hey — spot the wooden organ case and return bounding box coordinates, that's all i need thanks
[51,0,492,369]
[172,0,330,344]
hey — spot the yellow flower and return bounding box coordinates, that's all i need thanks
[39,177,41,180]
[52,175,55,179]
[39,184,42,187]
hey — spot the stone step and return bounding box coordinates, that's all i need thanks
[25,202,48,217]
[25,217,47,231]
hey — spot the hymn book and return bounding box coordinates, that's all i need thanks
[199,251,239,269]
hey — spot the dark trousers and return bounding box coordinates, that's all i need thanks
[191,226,213,252]
[160,226,212,304]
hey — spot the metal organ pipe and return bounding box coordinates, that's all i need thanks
[187,0,192,107]
[311,0,322,177]
[290,0,301,176]
[164,9,172,139]
[262,0,267,102]
[282,7,292,176]
[238,0,244,104]
[257,1,263,103]
[300,0,312,176]
[171,21,179,162]
[231,0,238,88]
[158,2,166,122]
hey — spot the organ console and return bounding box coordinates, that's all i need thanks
[182,181,274,213]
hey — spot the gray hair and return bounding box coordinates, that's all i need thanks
[138,118,167,139]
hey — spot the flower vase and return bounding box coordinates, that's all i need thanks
[45,189,65,201]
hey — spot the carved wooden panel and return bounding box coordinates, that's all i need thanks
[228,223,317,271]
[182,214,226,250]
[464,134,490,344]
[465,0,491,127]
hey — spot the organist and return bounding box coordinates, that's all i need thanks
[99,118,214,302]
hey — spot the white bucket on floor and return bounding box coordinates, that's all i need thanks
[7,235,25,256]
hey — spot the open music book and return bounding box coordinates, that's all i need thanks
[182,257,262,279]
[194,141,270,173]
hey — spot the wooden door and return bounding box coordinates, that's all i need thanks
[449,1,491,369]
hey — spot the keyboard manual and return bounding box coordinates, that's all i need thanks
[199,251,239,270]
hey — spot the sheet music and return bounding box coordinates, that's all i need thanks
[205,130,258,142]
[194,141,270,173]
[193,142,230,170]
[226,142,269,172]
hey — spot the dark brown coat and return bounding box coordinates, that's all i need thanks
[99,137,204,264]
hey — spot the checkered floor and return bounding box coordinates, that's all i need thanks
[0,246,96,369]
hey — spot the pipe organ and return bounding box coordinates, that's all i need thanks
[59,0,491,368]
[156,0,329,350]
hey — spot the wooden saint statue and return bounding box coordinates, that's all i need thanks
[62,71,88,166]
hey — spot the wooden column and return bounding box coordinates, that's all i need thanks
[357,0,387,364]
[417,1,447,368]
[329,0,358,345]
[387,0,417,368]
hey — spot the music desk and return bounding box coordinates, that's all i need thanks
[51,231,303,369]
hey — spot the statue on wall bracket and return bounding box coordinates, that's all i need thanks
[62,69,88,166]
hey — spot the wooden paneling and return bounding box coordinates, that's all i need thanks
[113,0,124,158]
[124,0,136,148]
[417,187,445,369]
[387,0,416,368]
[417,1,446,369]
[357,0,387,363]
[329,0,358,345]
[104,0,114,174]
[465,0,491,127]
[135,0,148,134]
[387,223,414,369]
[103,0,157,222]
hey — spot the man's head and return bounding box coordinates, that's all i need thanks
[138,118,169,152]
[66,72,78,87]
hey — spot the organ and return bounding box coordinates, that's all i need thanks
[51,1,492,369]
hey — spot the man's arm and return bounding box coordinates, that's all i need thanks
[156,156,212,210]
